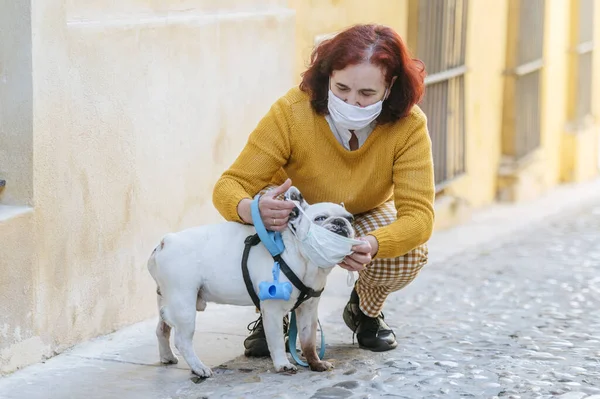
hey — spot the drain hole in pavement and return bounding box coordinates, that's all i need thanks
[191,376,208,384]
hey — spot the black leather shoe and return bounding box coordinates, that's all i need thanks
[342,288,398,352]
[243,315,290,357]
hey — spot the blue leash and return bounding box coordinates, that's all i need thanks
[250,195,285,257]
[288,310,326,367]
[250,195,326,367]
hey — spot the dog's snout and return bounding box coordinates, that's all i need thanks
[332,218,346,227]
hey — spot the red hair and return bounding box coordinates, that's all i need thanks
[299,24,426,124]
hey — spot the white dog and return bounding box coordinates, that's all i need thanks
[147,187,356,377]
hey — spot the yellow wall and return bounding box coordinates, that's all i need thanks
[411,0,598,217]
[495,0,571,202]
[560,0,600,182]
[440,0,509,209]
[496,0,599,202]
[0,0,295,374]
[542,0,571,187]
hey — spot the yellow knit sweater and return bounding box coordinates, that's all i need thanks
[212,87,435,259]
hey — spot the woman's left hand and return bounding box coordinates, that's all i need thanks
[339,236,378,272]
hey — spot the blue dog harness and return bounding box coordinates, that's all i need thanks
[241,195,326,367]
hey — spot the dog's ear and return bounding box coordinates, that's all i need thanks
[340,202,345,209]
[285,186,306,208]
[289,206,300,221]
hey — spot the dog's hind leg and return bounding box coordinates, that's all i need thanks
[295,298,333,372]
[156,290,178,364]
[167,291,213,378]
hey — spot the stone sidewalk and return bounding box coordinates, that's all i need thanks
[1,178,599,399]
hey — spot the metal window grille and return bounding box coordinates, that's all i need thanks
[575,0,594,120]
[509,0,545,160]
[417,0,468,191]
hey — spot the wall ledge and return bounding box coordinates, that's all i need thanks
[0,205,33,223]
[66,7,296,29]
[497,149,543,177]
[496,151,549,203]
[565,114,596,134]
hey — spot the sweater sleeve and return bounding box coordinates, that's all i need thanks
[370,112,435,259]
[212,96,293,223]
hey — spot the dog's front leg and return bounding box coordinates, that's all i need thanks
[296,299,333,372]
[262,304,297,374]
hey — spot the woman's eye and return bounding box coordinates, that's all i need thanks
[314,216,327,222]
[337,87,350,92]
[361,92,374,97]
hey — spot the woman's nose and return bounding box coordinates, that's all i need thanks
[345,93,361,107]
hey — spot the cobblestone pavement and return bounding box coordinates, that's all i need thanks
[175,202,600,399]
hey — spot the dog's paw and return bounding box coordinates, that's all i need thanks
[160,355,179,365]
[191,366,213,378]
[275,362,298,374]
[309,360,333,372]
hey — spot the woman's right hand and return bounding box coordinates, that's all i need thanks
[237,178,297,232]
[258,179,297,231]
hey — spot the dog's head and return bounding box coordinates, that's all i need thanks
[284,186,356,240]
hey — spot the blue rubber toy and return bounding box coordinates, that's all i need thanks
[258,261,293,301]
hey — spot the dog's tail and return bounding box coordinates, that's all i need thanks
[147,235,168,282]
[148,239,173,324]
[147,245,159,280]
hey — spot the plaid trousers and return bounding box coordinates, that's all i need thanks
[353,200,428,317]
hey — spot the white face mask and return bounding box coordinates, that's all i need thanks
[327,88,387,130]
[290,205,363,269]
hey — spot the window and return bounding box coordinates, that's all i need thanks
[416,0,468,191]
[0,0,33,207]
[502,0,546,160]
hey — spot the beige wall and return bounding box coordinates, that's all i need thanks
[288,0,408,83]
[0,0,34,206]
[1,0,295,374]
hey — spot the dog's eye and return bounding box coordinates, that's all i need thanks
[314,216,327,222]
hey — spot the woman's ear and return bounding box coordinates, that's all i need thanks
[386,76,398,99]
